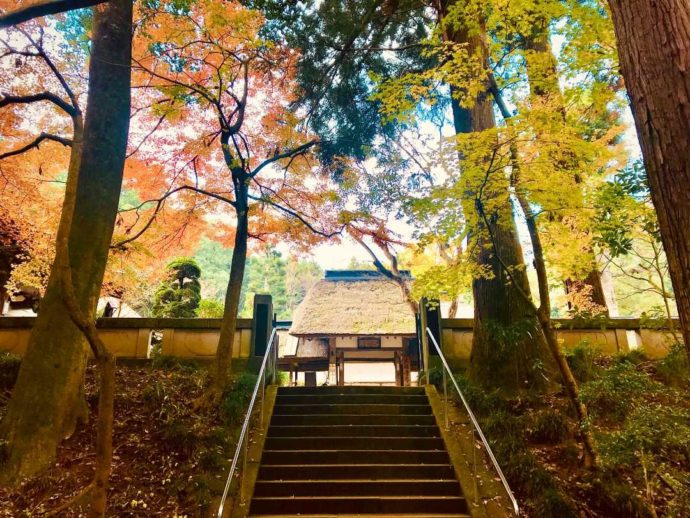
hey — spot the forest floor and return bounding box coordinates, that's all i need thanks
[0,356,255,517]
[441,343,690,518]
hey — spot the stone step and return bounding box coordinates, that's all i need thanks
[253,479,461,498]
[260,449,451,465]
[249,495,468,516]
[267,425,440,438]
[258,463,457,481]
[270,413,436,426]
[275,394,429,405]
[277,386,426,395]
[272,404,431,415]
[264,436,445,451]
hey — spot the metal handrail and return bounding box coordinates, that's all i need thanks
[216,326,282,518]
[425,327,519,516]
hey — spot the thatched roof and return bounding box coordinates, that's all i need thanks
[290,271,416,336]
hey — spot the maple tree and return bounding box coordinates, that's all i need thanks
[123,0,342,397]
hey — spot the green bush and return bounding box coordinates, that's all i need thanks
[532,487,578,518]
[221,372,257,425]
[656,342,689,387]
[527,410,570,444]
[584,468,653,518]
[565,341,602,382]
[580,362,659,422]
[598,404,690,469]
[615,348,649,366]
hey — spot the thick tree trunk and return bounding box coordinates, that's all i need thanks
[607,0,690,356]
[523,28,609,314]
[442,16,559,392]
[211,193,249,395]
[0,0,132,483]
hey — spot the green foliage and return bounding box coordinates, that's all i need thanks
[580,361,658,422]
[526,410,570,445]
[152,257,202,317]
[221,372,258,425]
[656,343,690,387]
[565,341,602,382]
[194,239,321,319]
[597,404,690,469]
[583,468,654,518]
[197,299,224,318]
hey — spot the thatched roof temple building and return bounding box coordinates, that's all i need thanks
[284,270,417,386]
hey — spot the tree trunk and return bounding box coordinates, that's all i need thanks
[515,191,598,468]
[523,27,609,314]
[607,0,690,356]
[441,13,559,392]
[0,0,132,483]
[211,191,249,395]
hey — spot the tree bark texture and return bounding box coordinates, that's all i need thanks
[607,0,690,355]
[212,188,249,395]
[0,0,132,483]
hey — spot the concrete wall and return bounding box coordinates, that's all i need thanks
[441,318,681,360]
[0,317,680,360]
[0,318,255,359]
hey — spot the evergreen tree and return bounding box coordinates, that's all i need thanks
[152,258,202,318]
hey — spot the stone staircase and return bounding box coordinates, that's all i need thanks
[248,385,470,517]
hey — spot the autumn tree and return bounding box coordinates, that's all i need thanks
[606,0,690,357]
[126,0,340,397]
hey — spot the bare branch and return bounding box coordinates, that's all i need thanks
[0,132,72,160]
[249,140,319,178]
[0,91,76,116]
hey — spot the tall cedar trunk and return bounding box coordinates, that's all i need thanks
[441,10,559,392]
[212,187,249,394]
[607,0,690,355]
[0,0,132,483]
[523,27,609,314]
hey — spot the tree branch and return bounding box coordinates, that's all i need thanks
[0,132,72,160]
[0,0,107,28]
[1,91,76,116]
[249,140,319,178]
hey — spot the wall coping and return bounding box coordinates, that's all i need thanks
[0,316,679,331]
[441,317,681,331]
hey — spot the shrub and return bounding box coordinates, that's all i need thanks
[527,410,570,444]
[656,342,689,387]
[584,468,653,518]
[221,372,257,425]
[532,487,578,518]
[598,404,690,469]
[580,362,659,422]
[615,348,649,366]
[565,341,602,382]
